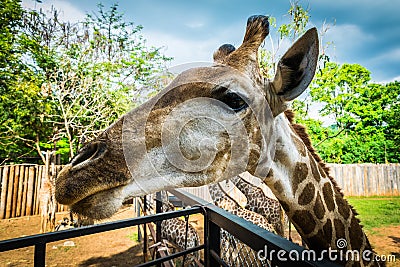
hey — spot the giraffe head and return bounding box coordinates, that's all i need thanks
[55,15,319,219]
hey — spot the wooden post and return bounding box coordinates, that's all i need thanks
[40,151,57,233]
[0,166,9,219]
[21,166,29,216]
[16,165,25,217]
[35,165,42,215]
[26,166,36,215]
[5,165,15,219]
[11,166,20,218]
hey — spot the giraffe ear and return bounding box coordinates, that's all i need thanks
[272,28,319,101]
[213,44,236,63]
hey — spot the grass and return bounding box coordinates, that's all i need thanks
[127,231,139,242]
[346,196,400,231]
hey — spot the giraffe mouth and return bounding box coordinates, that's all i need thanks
[69,185,127,220]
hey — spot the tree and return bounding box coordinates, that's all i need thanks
[308,63,400,163]
[259,0,311,78]
[0,3,172,164]
[0,0,54,164]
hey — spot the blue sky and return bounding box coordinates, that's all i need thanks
[23,0,400,83]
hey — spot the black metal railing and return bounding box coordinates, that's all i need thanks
[0,206,205,267]
[170,189,340,267]
[0,188,341,267]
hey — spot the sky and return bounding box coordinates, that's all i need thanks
[22,0,400,83]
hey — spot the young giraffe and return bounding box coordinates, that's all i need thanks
[230,175,285,236]
[208,182,275,232]
[159,191,200,267]
[56,15,382,266]
[208,182,274,267]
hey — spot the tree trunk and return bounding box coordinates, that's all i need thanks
[40,151,57,233]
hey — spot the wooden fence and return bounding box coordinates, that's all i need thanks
[329,163,400,196]
[0,163,399,219]
[0,165,68,219]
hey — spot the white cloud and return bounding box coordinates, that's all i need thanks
[185,22,205,29]
[22,0,86,23]
[142,22,243,66]
[377,75,400,84]
[323,24,375,60]
[371,48,400,64]
[143,30,216,65]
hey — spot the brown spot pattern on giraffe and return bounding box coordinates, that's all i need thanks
[333,218,346,243]
[335,193,351,220]
[322,218,333,246]
[350,216,365,250]
[307,228,330,252]
[322,183,335,212]
[292,162,308,193]
[298,182,315,206]
[292,210,315,235]
[292,134,307,157]
[317,164,327,178]
[313,192,326,220]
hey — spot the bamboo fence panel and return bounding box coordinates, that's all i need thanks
[0,163,399,219]
[0,165,69,219]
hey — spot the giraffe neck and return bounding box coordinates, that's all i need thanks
[208,182,275,232]
[160,191,174,212]
[231,175,285,236]
[208,182,242,214]
[263,113,378,266]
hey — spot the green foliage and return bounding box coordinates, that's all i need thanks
[0,0,52,162]
[297,62,400,163]
[278,1,310,40]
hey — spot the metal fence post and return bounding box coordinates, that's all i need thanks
[143,195,148,262]
[34,242,46,267]
[155,191,162,267]
[207,220,221,267]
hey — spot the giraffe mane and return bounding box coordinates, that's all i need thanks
[284,110,383,260]
[283,110,360,219]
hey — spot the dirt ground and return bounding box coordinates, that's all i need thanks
[0,207,399,267]
[0,206,205,267]
[0,206,145,266]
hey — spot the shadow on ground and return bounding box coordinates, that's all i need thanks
[78,244,144,267]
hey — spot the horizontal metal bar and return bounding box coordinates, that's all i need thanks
[135,244,205,267]
[0,206,203,252]
[170,189,340,267]
[208,206,339,267]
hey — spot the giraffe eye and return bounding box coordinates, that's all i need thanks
[220,92,248,112]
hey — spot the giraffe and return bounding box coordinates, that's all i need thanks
[208,182,274,267]
[230,175,285,237]
[159,191,201,267]
[208,182,275,232]
[56,15,383,266]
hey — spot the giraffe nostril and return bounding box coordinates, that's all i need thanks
[71,141,107,167]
